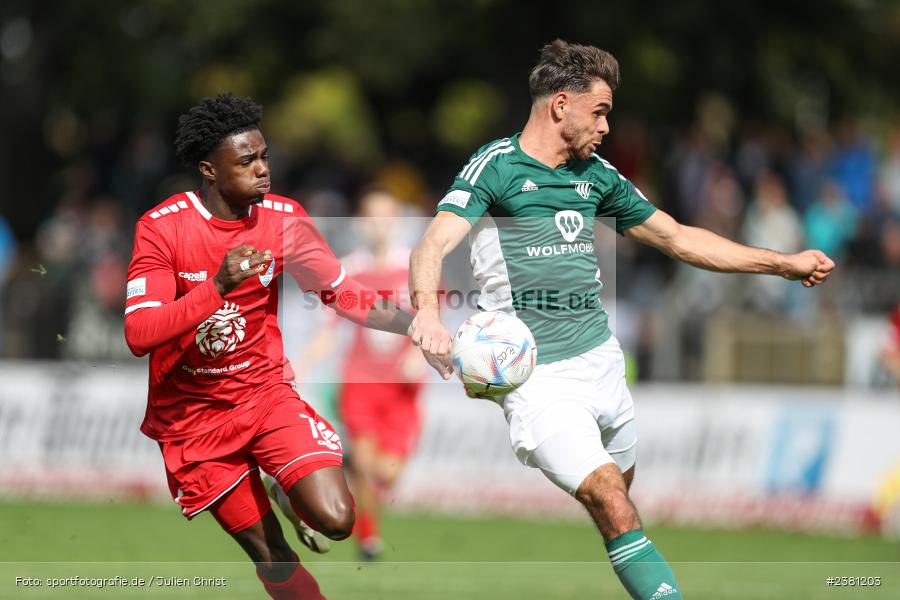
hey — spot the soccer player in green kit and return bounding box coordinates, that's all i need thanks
[408,40,835,600]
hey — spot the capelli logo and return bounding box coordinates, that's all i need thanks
[178,270,208,282]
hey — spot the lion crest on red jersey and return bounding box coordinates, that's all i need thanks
[196,302,246,357]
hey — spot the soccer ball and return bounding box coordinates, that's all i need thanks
[451,311,537,398]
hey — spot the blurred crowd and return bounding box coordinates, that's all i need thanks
[1,112,898,386]
[605,117,900,286]
[604,115,900,384]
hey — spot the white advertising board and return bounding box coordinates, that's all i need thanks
[1,363,897,534]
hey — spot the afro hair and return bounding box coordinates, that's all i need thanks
[174,93,262,166]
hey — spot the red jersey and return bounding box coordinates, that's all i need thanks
[125,191,367,441]
[340,246,415,384]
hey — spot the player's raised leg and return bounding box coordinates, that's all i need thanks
[261,471,332,554]
[252,388,355,546]
[285,466,355,541]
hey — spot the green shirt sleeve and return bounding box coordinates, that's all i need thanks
[436,145,505,224]
[595,159,657,235]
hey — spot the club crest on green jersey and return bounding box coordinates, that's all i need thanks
[571,180,594,200]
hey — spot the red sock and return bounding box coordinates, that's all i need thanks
[355,511,379,543]
[257,554,325,600]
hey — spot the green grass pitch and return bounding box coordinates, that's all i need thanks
[1,499,897,599]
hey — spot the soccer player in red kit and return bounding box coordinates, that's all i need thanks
[302,188,425,560]
[123,94,440,599]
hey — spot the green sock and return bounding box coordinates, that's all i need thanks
[605,529,683,599]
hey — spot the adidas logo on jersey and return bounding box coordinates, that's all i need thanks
[521,179,539,192]
[650,582,677,598]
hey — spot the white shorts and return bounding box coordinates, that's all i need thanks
[502,336,637,496]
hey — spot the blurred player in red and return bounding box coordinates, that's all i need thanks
[882,302,900,384]
[123,94,442,599]
[339,189,425,560]
[298,188,425,560]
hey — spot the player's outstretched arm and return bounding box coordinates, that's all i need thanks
[624,209,835,287]
[409,212,472,375]
[361,299,453,381]
[364,298,413,335]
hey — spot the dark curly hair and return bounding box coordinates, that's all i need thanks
[174,93,263,166]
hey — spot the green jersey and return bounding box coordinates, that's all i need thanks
[438,133,656,364]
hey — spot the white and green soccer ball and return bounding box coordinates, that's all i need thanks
[451,311,537,398]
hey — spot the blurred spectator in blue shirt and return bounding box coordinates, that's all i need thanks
[803,179,859,263]
[828,120,876,214]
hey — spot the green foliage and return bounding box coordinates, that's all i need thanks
[433,80,507,152]
[4,0,900,234]
[267,68,382,167]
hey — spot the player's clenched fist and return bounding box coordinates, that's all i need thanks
[213,245,272,296]
[780,249,836,288]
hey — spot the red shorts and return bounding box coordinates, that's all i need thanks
[339,382,422,457]
[158,383,342,532]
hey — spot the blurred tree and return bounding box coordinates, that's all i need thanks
[2,0,900,241]
[432,80,506,152]
[267,67,382,167]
